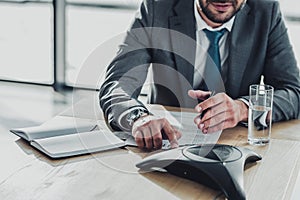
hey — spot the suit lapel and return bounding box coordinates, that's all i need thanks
[226,4,255,98]
[169,0,196,88]
[167,1,254,101]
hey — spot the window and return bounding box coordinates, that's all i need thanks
[0,1,53,84]
[65,0,140,89]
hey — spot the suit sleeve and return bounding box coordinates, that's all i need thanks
[99,0,154,130]
[263,1,300,122]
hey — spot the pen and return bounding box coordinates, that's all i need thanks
[200,90,215,119]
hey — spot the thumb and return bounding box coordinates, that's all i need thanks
[188,90,211,100]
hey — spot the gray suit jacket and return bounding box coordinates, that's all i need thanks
[100,0,300,130]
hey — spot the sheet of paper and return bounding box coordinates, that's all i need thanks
[152,110,222,148]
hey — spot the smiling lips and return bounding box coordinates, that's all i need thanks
[211,3,233,12]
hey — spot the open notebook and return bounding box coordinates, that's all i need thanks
[10,116,127,158]
[10,107,219,158]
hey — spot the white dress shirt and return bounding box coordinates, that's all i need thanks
[193,0,235,88]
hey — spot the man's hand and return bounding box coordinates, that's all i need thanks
[132,115,181,150]
[188,90,248,133]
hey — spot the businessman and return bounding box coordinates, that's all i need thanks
[99,0,300,150]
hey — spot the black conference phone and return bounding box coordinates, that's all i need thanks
[136,144,261,200]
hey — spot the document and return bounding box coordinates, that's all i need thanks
[114,109,216,149]
[154,110,222,148]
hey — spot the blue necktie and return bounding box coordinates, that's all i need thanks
[203,28,226,72]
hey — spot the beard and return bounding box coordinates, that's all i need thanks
[199,0,243,24]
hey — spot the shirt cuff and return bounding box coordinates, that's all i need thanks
[237,98,249,107]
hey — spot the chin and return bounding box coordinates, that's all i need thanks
[212,12,234,22]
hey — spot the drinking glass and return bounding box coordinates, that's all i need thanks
[248,84,274,145]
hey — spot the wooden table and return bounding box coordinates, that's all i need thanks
[1,102,300,200]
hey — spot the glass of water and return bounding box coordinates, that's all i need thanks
[248,84,274,145]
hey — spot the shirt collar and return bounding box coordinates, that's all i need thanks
[194,0,237,32]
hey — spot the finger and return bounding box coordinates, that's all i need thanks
[133,131,145,148]
[194,115,202,126]
[194,116,205,130]
[201,105,227,122]
[202,112,226,130]
[162,127,181,140]
[196,94,224,113]
[188,90,211,100]
[204,120,228,134]
[150,126,163,149]
[174,129,182,140]
[161,119,179,148]
[142,128,153,150]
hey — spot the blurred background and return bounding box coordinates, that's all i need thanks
[0,0,141,89]
[0,0,299,90]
